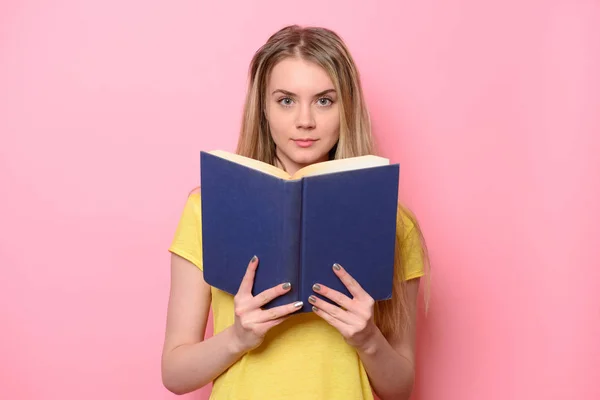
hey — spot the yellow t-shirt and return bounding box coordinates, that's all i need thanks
[169,191,425,400]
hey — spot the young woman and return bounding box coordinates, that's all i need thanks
[161,25,429,400]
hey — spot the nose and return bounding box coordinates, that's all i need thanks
[295,103,316,130]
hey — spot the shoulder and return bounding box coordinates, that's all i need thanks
[395,202,427,280]
[395,202,418,241]
[184,187,202,214]
[172,188,202,229]
[188,186,201,203]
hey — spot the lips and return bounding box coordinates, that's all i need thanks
[293,138,318,148]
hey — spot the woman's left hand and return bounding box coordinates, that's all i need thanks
[309,263,381,351]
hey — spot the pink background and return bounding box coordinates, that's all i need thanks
[1,1,599,399]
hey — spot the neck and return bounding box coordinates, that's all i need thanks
[274,148,328,176]
[274,156,302,177]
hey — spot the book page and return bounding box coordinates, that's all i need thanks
[206,150,390,180]
[291,155,389,179]
[208,150,291,180]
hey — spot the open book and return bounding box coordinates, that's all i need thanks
[200,150,400,312]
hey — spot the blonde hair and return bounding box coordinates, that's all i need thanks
[236,25,429,338]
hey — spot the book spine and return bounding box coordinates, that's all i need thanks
[281,180,303,308]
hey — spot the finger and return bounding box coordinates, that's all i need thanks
[308,294,354,324]
[260,315,290,331]
[251,282,292,308]
[332,263,366,298]
[312,282,352,311]
[311,305,346,331]
[256,301,304,323]
[238,255,259,295]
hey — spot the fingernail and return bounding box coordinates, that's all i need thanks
[308,295,317,303]
[282,282,291,290]
[251,255,257,262]
[312,306,318,313]
[312,284,321,292]
[293,301,303,308]
[333,263,341,271]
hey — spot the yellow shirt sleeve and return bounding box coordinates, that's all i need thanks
[168,191,425,280]
[168,192,204,271]
[397,208,426,281]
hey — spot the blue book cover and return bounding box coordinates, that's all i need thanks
[200,150,400,313]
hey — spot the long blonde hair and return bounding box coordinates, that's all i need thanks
[236,25,429,338]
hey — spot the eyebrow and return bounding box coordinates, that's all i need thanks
[271,89,336,97]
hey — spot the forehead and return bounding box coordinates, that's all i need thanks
[268,57,334,93]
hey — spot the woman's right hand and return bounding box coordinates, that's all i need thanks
[229,255,303,353]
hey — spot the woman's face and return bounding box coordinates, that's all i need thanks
[265,57,340,175]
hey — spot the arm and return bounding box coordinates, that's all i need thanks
[161,254,302,395]
[161,253,241,394]
[309,264,420,400]
[354,279,419,400]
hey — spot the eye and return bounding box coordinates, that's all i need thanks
[317,97,333,107]
[278,97,294,107]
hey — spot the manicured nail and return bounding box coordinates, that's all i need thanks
[312,284,321,292]
[312,306,319,313]
[293,301,303,308]
[333,263,341,271]
[282,282,291,290]
[308,295,317,303]
[251,255,257,262]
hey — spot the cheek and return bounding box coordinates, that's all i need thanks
[266,105,290,130]
[317,112,341,140]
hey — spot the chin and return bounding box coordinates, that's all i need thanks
[288,149,329,166]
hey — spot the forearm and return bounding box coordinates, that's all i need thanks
[357,329,415,400]
[162,326,246,395]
